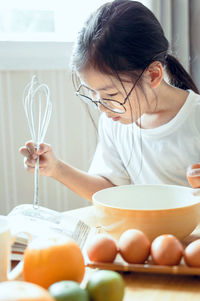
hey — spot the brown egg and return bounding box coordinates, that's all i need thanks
[184,239,200,267]
[86,233,118,263]
[151,234,183,266]
[118,229,150,264]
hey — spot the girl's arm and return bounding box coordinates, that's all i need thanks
[20,141,115,201]
[52,160,114,201]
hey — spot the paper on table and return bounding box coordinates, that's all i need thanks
[8,204,97,260]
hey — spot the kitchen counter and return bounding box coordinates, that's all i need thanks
[63,205,200,301]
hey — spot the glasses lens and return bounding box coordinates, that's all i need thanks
[101,99,126,113]
[76,86,98,109]
[78,85,92,97]
[76,86,126,113]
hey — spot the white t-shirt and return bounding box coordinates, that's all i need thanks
[88,90,200,187]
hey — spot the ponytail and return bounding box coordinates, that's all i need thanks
[165,54,199,94]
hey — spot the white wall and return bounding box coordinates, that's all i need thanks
[0,42,99,215]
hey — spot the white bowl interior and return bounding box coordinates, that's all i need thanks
[93,185,200,210]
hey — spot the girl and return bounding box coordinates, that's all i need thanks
[20,0,200,201]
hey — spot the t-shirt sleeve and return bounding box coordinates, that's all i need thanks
[88,114,131,186]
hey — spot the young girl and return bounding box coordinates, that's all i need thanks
[20,0,200,201]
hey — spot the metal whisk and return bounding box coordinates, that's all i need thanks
[23,75,52,209]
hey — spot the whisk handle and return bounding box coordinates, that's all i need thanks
[33,156,39,209]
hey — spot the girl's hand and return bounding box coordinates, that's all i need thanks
[19,141,59,177]
[187,164,200,188]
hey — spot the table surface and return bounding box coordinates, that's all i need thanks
[63,205,200,301]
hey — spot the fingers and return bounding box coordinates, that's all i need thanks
[19,141,52,158]
[19,147,33,160]
[187,163,200,189]
[19,141,37,160]
[25,141,37,158]
[24,157,36,168]
[24,161,35,174]
[20,141,52,174]
[24,160,45,174]
[187,164,200,176]
[189,163,200,170]
[188,168,200,177]
[24,141,51,157]
[24,156,47,171]
[38,143,52,155]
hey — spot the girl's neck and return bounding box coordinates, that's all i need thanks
[137,81,189,129]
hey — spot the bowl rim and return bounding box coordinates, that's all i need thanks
[92,184,200,212]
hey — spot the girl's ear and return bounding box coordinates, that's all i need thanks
[146,61,164,88]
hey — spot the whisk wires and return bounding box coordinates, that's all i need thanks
[23,75,52,209]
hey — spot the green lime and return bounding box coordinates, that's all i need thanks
[86,270,125,301]
[48,281,89,301]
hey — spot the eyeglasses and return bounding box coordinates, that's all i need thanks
[76,69,145,114]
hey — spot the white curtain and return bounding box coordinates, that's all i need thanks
[0,70,98,215]
[151,0,200,90]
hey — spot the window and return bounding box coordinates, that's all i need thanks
[0,0,152,42]
[0,0,152,70]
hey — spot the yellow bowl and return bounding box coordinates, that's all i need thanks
[92,184,200,241]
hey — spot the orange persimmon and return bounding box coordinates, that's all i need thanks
[0,281,55,301]
[23,235,85,289]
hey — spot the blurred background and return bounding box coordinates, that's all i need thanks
[0,0,199,214]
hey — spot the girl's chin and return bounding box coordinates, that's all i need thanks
[118,118,134,125]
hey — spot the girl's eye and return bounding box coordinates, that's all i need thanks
[106,92,118,98]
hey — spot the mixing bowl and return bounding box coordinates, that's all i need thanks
[92,184,200,241]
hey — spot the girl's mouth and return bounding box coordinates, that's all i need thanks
[111,116,120,121]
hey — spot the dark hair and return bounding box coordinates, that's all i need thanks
[71,0,199,93]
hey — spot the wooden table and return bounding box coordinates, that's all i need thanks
[63,205,200,301]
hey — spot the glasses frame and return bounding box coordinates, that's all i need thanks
[76,68,145,114]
